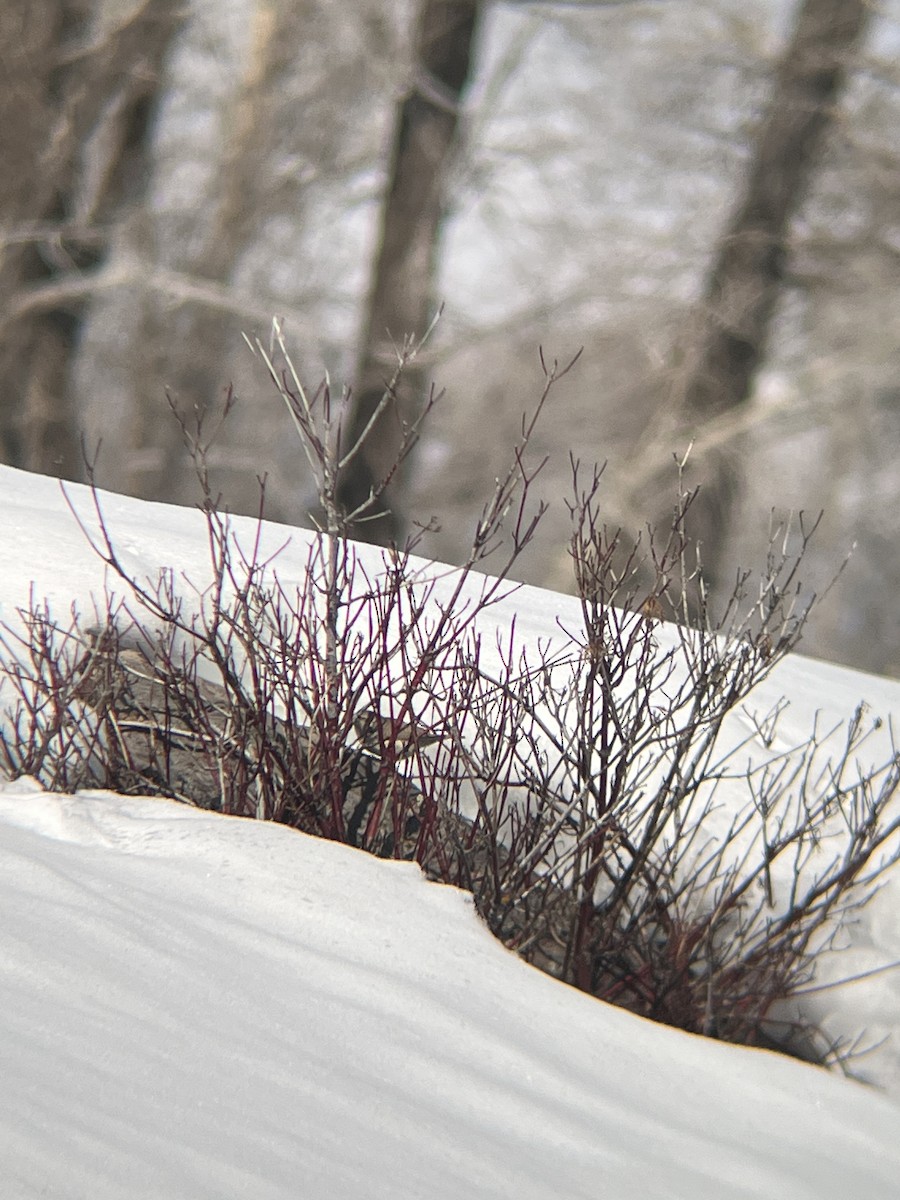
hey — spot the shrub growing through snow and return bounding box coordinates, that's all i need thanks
[2,324,898,1072]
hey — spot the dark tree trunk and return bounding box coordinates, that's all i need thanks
[678,0,870,588]
[0,0,183,480]
[337,1,482,543]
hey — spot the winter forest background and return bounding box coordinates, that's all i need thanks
[2,0,899,676]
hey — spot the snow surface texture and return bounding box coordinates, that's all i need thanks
[1,465,899,1197]
[2,782,900,1200]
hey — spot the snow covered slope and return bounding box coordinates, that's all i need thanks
[1,464,899,1197]
[1,780,899,1200]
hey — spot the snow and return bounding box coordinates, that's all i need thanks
[1,463,900,1198]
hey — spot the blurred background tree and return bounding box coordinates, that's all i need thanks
[0,0,183,477]
[671,0,871,599]
[337,0,481,542]
[1,0,898,675]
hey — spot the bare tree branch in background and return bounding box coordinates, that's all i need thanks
[124,0,305,506]
[672,0,871,593]
[337,0,483,543]
[117,1,405,512]
[0,0,184,478]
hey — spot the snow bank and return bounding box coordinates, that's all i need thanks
[1,781,898,1200]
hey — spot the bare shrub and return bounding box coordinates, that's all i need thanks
[1,324,898,1074]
